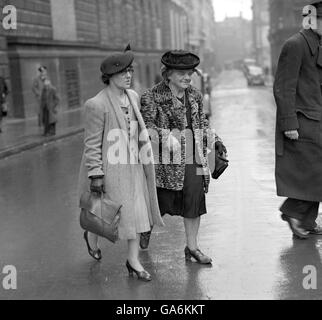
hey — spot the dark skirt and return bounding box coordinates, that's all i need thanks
[157,163,207,218]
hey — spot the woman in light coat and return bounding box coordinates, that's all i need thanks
[78,47,164,281]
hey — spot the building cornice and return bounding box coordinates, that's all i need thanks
[6,36,166,54]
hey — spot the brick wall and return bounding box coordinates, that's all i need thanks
[162,0,172,50]
[150,0,158,49]
[269,0,312,74]
[123,0,136,48]
[0,1,12,115]
[4,0,52,39]
[0,24,9,78]
[74,0,100,43]
[133,0,144,48]
[143,0,152,49]
[1,0,189,118]
[97,0,108,46]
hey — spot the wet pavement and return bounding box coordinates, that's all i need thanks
[0,108,83,159]
[0,70,322,300]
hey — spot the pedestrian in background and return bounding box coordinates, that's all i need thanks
[78,46,164,281]
[0,76,9,133]
[32,66,48,126]
[40,79,59,136]
[140,50,225,264]
[273,0,322,239]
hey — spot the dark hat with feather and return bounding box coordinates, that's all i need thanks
[100,44,134,76]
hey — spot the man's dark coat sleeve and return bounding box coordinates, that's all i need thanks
[273,38,304,132]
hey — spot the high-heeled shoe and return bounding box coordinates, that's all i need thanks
[126,260,152,282]
[184,246,212,264]
[83,231,102,261]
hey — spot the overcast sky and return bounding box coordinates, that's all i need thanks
[212,0,253,22]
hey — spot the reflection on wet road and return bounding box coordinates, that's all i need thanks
[0,70,321,300]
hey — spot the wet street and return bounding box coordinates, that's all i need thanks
[0,70,322,300]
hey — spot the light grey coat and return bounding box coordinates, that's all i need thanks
[78,87,164,240]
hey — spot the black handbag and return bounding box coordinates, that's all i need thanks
[79,192,122,243]
[208,148,229,179]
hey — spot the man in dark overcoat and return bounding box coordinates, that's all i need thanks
[40,79,59,136]
[32,66,48,126]
[0,76,9,133]
[274,1,322,239]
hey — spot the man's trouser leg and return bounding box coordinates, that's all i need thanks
[49,123,56,135]
[280,198,319,230]
[43,109,49,135]
[301,202,319,230]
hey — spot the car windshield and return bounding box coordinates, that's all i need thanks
[244,59,256,66]
[249,66,263,75]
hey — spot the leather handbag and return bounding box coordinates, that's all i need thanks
[208,148,229,180]
[79,191,122,243]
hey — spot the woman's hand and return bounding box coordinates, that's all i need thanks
[167,134,181,153]
[90,177,105,195]
[215,141,227,155]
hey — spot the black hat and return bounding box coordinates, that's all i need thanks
[38,65,47,72]
[100,44,134,76]
[161,50,200,70]
[303,1,322,17]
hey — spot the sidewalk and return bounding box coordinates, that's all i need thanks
[0,108,84,159]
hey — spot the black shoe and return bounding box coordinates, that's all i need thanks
[83,231,102,261]
[140,229,152,250]
[184,247,212,264]
[281,214,309,239]
[125,260,152,282]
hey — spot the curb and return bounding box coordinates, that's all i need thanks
[0,127,84,160]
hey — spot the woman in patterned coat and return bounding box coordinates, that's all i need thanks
[140,50,225,264]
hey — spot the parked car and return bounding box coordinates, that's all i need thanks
[242,58,257,76]
[246,65,265,86]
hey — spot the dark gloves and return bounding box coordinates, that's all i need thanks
[215,141,227,155]
[90,176,105,195]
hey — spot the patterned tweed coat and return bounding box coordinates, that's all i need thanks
[141,81,220,192]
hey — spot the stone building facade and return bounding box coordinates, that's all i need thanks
[269,0,312,75]
[252,0,271,71]
[0,0,188,119]
[173,0,216,75]
[214,15,253,71]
